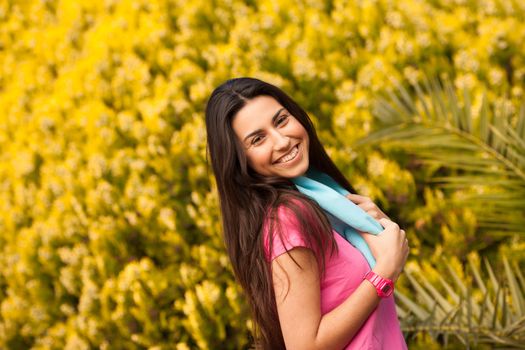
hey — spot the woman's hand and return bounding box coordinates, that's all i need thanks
[360,218,409,282]
[346,194,408,280]
[346,193,390,221]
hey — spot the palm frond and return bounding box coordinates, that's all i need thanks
[355,75,525,236]
[398,255,525,348]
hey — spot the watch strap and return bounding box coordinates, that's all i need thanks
[364,270,394,298]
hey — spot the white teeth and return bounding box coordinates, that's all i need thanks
[277,145,299,163]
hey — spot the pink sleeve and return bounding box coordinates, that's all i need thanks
[263,204,309,262]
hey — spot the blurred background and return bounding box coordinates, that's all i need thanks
[0,0,524,348]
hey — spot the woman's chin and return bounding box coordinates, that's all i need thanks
[274,161,309,179]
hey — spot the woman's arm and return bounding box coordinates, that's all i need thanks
[272,218,407,350]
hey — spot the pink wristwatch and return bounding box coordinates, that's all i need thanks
[363,270,394,298]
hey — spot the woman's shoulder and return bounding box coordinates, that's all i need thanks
[263,195,319,261]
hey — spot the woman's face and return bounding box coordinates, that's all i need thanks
[232,95,310,178]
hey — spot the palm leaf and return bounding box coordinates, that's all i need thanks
[398,255,525,348]
[355,75,525,237]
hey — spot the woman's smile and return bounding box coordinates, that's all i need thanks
[273,144,301,165]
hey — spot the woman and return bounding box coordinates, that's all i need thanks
[205,77,409,349]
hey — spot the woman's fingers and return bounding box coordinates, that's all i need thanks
[345,193,370,204]
[378,217,399,230]
[358,202,374,210]
[346,194,391,221]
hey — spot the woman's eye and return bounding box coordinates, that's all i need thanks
[251,135,263,145]
[276,114,289,125]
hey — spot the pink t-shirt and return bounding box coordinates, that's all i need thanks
[264,204,407,350]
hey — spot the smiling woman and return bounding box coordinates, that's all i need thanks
[231,95,310,178]
[205,77,408,349]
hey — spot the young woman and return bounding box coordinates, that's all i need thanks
[205,77,409,349]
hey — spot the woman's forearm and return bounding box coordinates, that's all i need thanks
[313,262,396,349]
[312,278,381,350]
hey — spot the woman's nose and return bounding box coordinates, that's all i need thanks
[272,130,291,150]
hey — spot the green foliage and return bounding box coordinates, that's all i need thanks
[357,75,525,248]
[397,253,525,348]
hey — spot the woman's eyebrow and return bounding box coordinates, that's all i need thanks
[243,107,286,142]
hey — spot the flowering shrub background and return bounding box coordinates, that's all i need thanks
[0,0,524,348]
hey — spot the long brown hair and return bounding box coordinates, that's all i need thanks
[205,77,356,349]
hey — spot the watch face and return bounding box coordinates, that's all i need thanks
[381,285,391,293]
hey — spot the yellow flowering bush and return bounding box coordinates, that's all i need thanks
[0,0,523,348]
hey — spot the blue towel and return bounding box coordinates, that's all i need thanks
[291,168,384,268]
